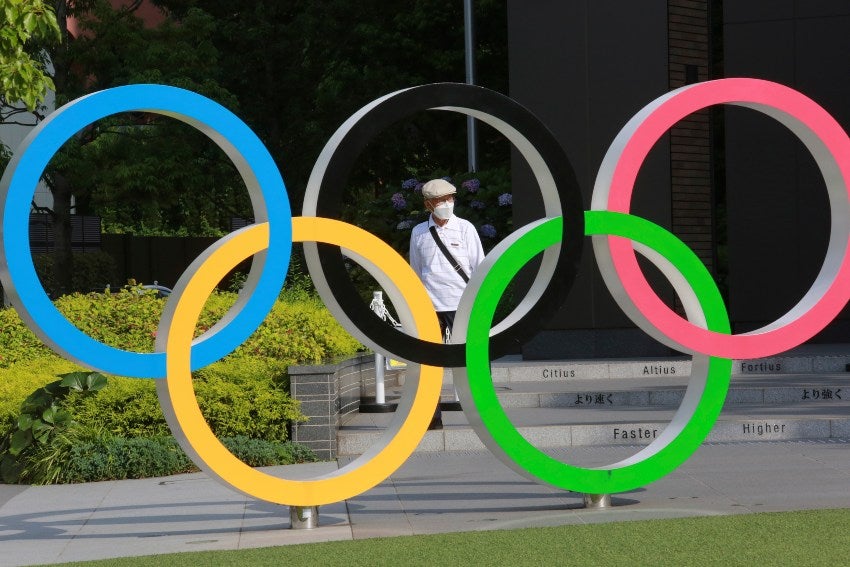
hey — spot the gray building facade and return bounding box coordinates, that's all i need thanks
[507,1,850,357]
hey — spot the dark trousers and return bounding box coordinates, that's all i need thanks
[436,311,455,340]
[430,311,455,428]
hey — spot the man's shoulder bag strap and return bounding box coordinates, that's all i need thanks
[429,226,469,283]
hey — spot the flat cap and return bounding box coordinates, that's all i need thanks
[421,179,457,200]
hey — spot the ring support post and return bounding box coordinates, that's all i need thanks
[583,494,612,509]
[289,506,319,529]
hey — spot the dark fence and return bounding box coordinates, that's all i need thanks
[28,214,253,290]
[100,233,229,289]
[29,213,102,253]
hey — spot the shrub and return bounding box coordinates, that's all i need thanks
[59,435,195,483]
[15,424,106,485]
[64,376,169,439]
[52,286,167,354]
[0,289,360,482]
[1,289,362,369]
[278,250,318,302]
[192,357,303,441]
[66,356,307,442]
[0,357,80,424]
[218,435,318,468]
[51,433,316,484]
[0,371,107,483]
[33,251,118,297]
[0,310,54,368]
[233,297,363,366]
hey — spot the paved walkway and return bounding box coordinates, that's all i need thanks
[1,439,849,565]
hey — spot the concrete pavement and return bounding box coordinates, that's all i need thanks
[3,344,850,565]
[1,439,849,565]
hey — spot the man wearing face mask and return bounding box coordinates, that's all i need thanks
[409,179,485,428]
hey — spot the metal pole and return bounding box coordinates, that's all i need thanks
[371,291,387,404]
[375,353,386,404]
[464,0,478,172]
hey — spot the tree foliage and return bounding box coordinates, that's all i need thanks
[49,2,248,237]
[3,1,508,293]
[0,0,60,112]
[155,0,509,208]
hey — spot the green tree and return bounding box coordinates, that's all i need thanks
[50,3,248,238]
[0,0,60,112]
[155,0,509,207]
[0,0,60,178]
[0,0,61,295]
[5,1,247,294]
[6,1,508,294]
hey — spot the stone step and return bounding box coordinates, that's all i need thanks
[496,376,849,408]
[487,355,850,382]
[381,375,850,409]
[337,402,850,456]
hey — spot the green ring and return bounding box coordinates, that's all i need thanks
[459,211,732,494]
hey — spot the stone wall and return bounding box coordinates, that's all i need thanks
[289,354,375,460]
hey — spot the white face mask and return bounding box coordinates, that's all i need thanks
[432,201,454,220]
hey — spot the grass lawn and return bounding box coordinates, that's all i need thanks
[54,507,850,566]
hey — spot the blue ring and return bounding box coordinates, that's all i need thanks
[0,85,291,378]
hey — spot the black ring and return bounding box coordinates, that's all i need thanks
[305,83,584,367]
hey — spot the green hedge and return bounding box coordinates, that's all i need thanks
[0,252,119,300]
[66,359,303,442]
[0,290,362,483]
[0,288,362,368]
[0,289,360,440]
[32,251,118,297]
[0,357,80,427]
[64,377,169,439]
[20,427,317,485]
[0,309,54,369]
[61,435,194,483]
[1,290,361,440]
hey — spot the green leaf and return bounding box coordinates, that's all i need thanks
[44,380,67,397]
[60,372,93,391]
[42,406,56,424]
[23,13,36,35]
[21,389,52,413]
[53,409,71,427]
[17,413,33,431]
[4,8,18,28]
[85,372,108,392]
[60,371,108,392]
[32,426,52,443]
[9,429,32,455]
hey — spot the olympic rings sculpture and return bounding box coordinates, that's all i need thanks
[2,78,850,506]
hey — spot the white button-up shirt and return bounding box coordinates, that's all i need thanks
[409,215,485,312]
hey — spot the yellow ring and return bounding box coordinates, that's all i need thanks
[159,218,442,505]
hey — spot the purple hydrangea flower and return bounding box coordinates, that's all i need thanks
[480,224,497,238]
[498,193,513,206]
[461,178,481,193]
[391,192,406,210]
[470,200,486,210]
[401,178,419,190]
[414,182,424,193]
[396,219,415,230]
